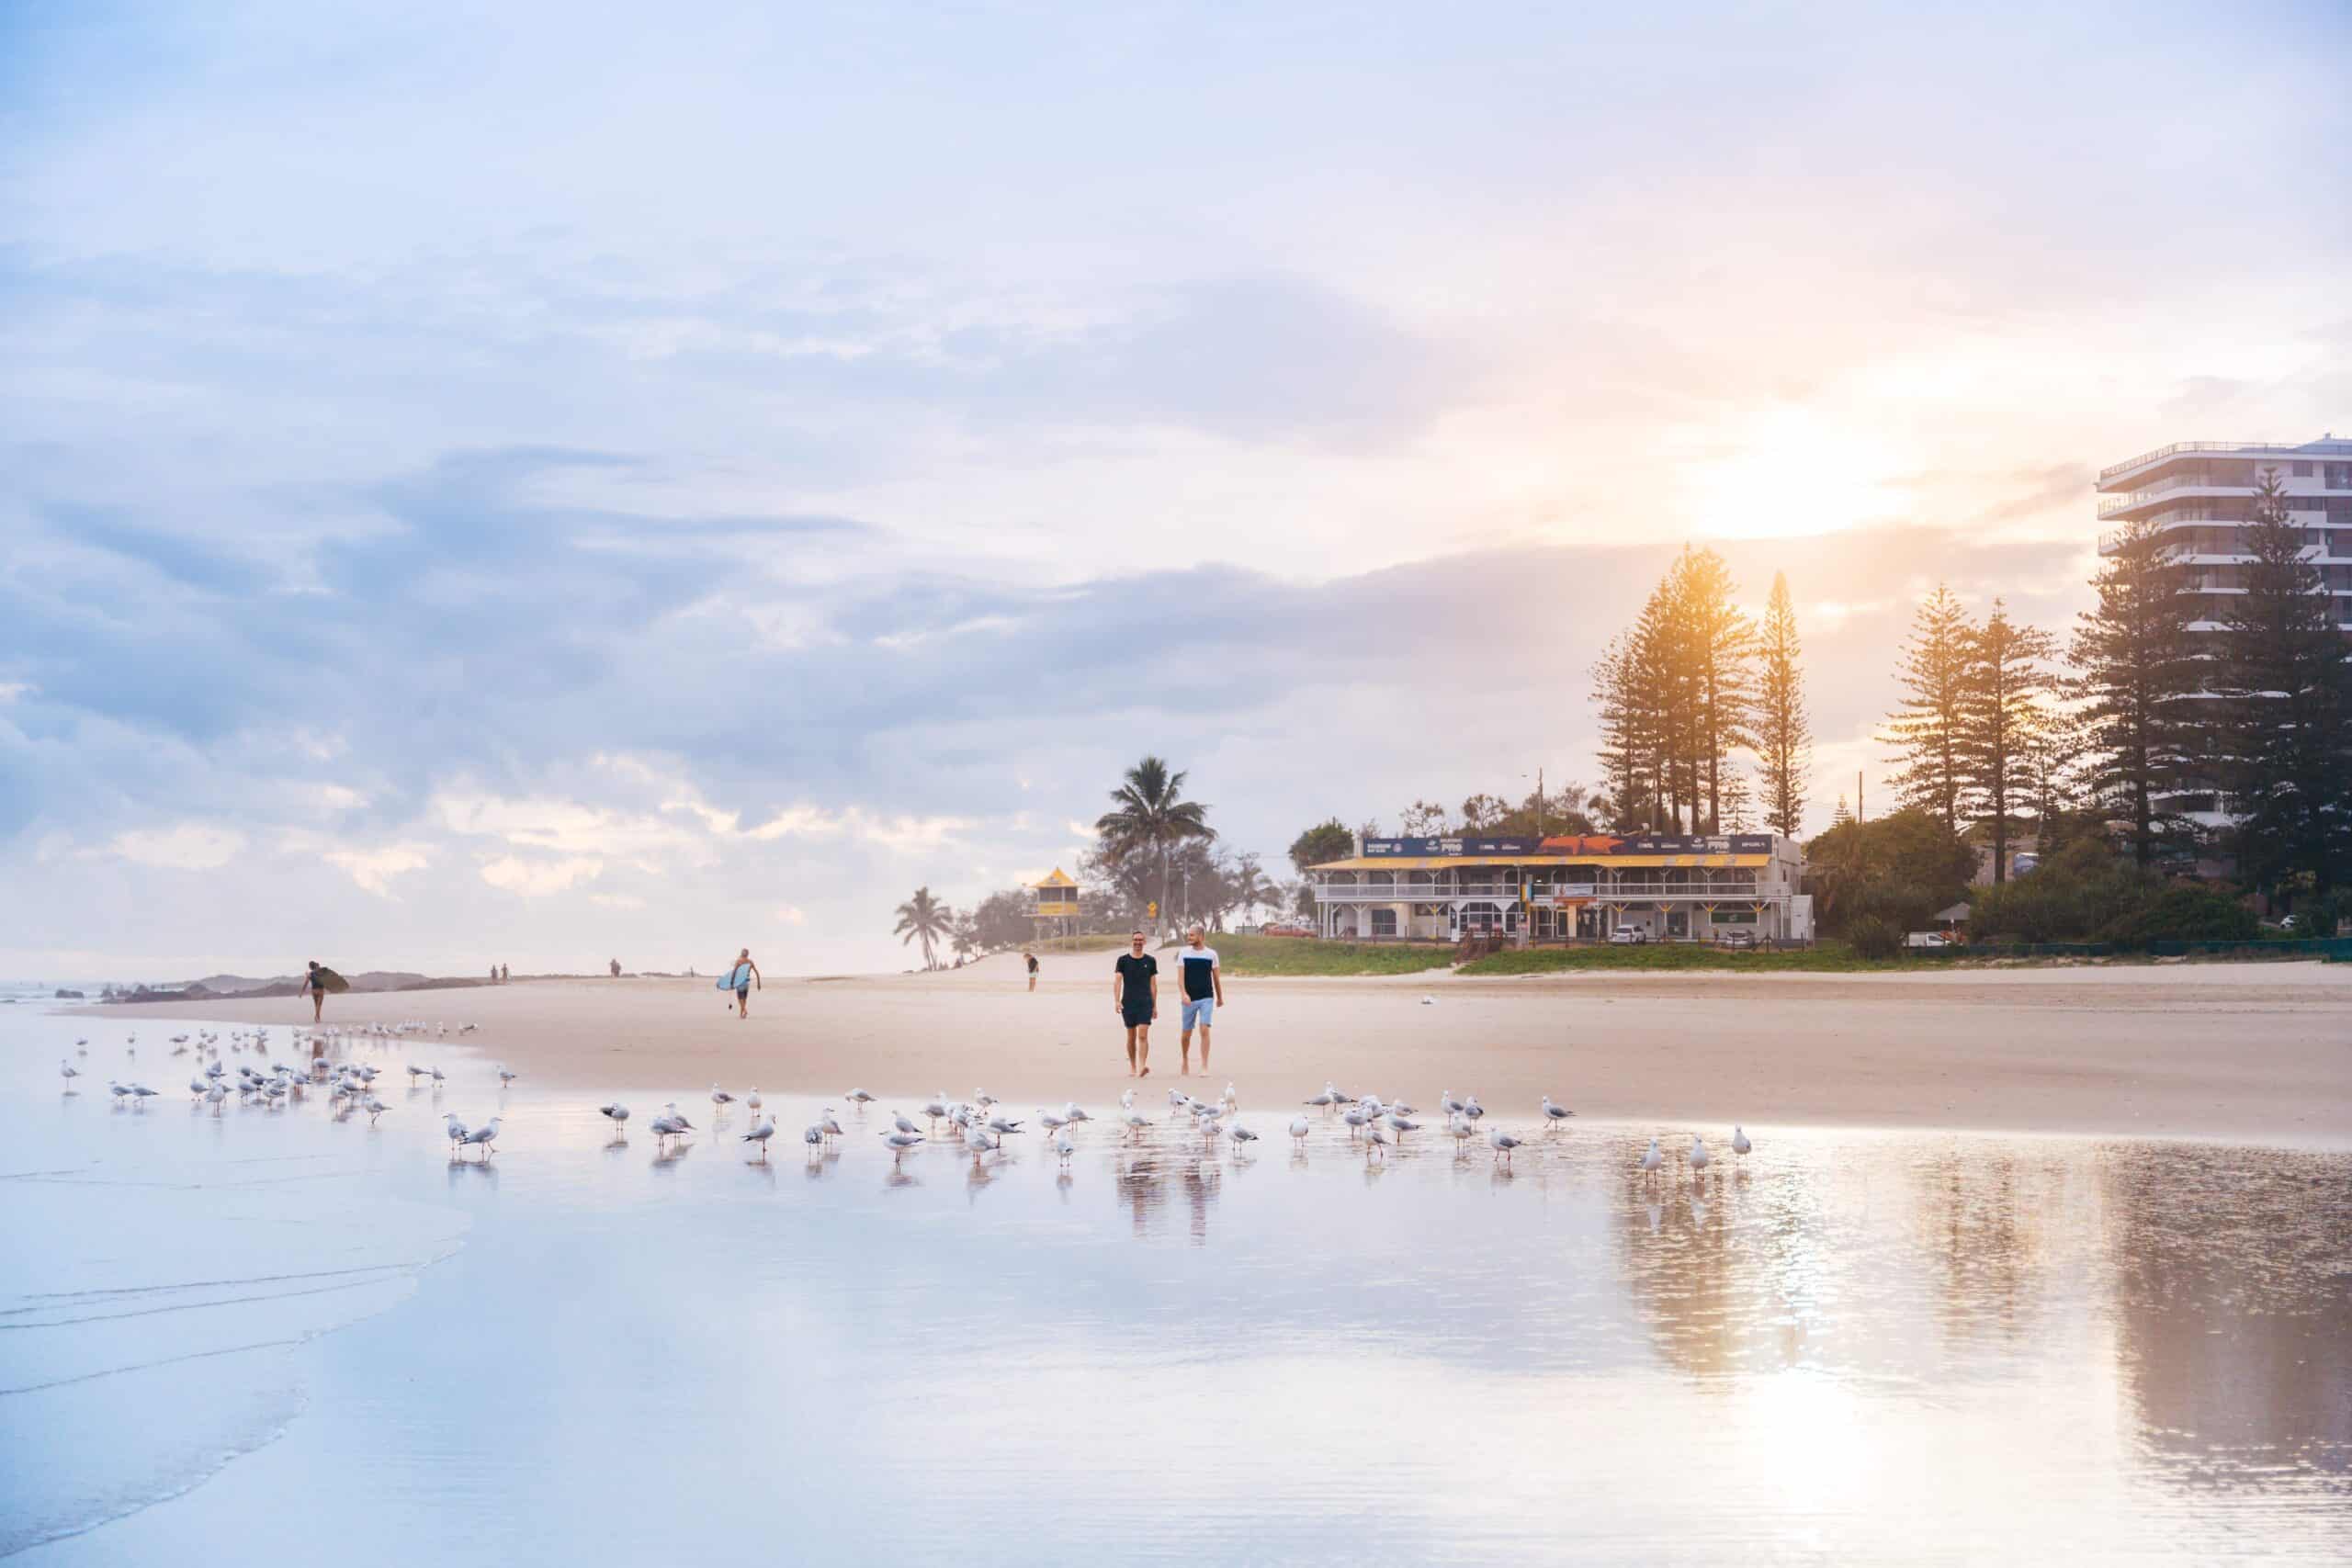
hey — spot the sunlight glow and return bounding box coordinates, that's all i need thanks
[1674,409,1915,541]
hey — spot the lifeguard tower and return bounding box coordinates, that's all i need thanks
[1030,868,1080,944]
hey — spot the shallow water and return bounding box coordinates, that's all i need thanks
[4,1012,2346,1563]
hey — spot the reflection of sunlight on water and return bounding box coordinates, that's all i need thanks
[6,1010,2349,1564]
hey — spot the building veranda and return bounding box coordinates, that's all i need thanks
[1307,832,1812,945]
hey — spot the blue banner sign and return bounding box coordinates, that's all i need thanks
[1361,833,1777,858]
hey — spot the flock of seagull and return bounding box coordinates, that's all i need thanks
[57,1023,1756,1181]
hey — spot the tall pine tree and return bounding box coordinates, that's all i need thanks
[2218,470,2352,903]
[1960,599,2057,886]
[1882,584,1976,834]
[1753,571,1811,838]
[2066,515,2200,867]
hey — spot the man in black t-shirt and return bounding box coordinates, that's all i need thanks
[1113,930,1159,1077]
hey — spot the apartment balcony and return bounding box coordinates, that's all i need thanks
[2098,473,2251,518]
[2098,438,2352,487]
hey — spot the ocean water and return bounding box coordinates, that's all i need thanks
[4,1010,2346,1563]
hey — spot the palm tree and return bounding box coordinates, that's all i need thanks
[894,886,953,970]
[1095,756,1215,936]
[1229,852,1272,924]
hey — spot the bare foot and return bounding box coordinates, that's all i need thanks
[1139,1066,1150,1077]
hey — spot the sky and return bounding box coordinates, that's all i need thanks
[3,0,2348,979]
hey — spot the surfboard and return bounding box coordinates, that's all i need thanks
[315,966,350,994]
[717,963,751,990]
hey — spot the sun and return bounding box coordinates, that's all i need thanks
[1675,408,1914,541]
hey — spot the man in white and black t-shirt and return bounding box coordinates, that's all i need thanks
[1176,925,1225,1077]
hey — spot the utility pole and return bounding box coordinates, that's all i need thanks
[1858,770,1865,823]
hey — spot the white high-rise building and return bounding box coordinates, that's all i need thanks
[2097,436,2352,633]
[2095,435,2352,835]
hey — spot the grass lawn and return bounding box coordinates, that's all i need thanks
[1457,940,1938,975]
[1194,931,1456,976]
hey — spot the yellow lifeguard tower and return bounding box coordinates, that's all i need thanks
[1031,868,1080,944]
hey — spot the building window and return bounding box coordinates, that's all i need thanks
[2293,462,2313,477]
[1370,908,1397,938]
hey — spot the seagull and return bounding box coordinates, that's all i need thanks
[741,1116,776,1159]
[1639,1138,1664,1176]
[362,1094,387,1124]
[207,1085,231,1115]
[1302,1089,1338,1111]
[429,1066,446,1085]
[1419,995,1435,1006]
[893,1111,923,1136]
[461,1117,502,1158]
[1118,1089,1136,1113]
[1385,1112,1420,1141]
[845,1088,876,1106]
[882,1131,924,1163]
[60,1061,81,1089]
[1227,1123,1260,1148]
[964,1126,999,1164]
[1037,1108,1069,1134]
[1366,1122,1391,1158]
[745,1087,763,1115]
[189,1075,209,1098]
[1289,1116,1310,1145]
[662,1102,695,1134]
[1341,1106,1371,1138]
[1062,1102,1091,1124]
[986,1112,1023,1137]
[803,1124,825,1152]
[1462,1095,1485,1122]
[498,1067,518,1088]
[600,1101,630,1134]
[1732,1126,1753,1156]
[710,1084,736,1112]
[406,1065,426,1083]
[820,1110,844,1143]
[1689,1135,1711,1177]
[1440,1089,1464,1116]
[1542,1096,1575,1125]
[1122,1111,1151,1141]
[1488,1128,1524,1164]
[443,1112,469,1155]
[1054,1128,1076,1165]
[922,1094,950,1130]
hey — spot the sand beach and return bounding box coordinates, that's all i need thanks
[89,953,2352,1146]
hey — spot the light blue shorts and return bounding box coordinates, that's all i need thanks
[1182,996,1215,1030]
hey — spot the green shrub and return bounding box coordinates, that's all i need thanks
[1846,914,1902,961]
[2098,885,2259,944]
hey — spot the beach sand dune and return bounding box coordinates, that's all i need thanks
[82,957,2352,1145]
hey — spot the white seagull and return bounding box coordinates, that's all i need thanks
[741,1116,776,1159]
[1689,1135,1711,1177]
[845,1088,876,1106]
[600,1101,630,1134]
[461,1117,503,1158]
[1489,1128,1525,1164]
[1542,1096,1575,1124]
[882,1131,923,1163]
[1639,1138,1664,1176]
[1732,1125,1753,1156]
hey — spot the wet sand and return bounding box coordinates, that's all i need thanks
[80,954,2352,1145]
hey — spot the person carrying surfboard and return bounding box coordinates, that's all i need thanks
[300,960,343,1022]
[722,947,761,1018]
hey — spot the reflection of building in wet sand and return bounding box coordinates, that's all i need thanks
[2100,1145,2352,1484]
[1114,1147,1223,1242]
[1611,1166,1781,1377]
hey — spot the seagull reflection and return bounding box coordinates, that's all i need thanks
[446,1156,498,1190]
[882,1166,920,1190]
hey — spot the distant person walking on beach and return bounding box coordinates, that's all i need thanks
[1176,926,1224,1076]
[1114,931,1158,1076]
[727,948,762,1018]
[610,957,621,978]
[1024,950,1038,992]
[500,963,509,983]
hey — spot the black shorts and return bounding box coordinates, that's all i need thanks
[1122,1002,1153,1029]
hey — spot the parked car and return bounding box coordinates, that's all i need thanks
[1904,931,1951,949]
[1260,922,1317,939]
[1716,930,1757,950]
[1608,928,1649,945]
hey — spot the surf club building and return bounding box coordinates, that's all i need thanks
[1306,832,1812,945]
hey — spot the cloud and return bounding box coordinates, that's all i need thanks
[479,854,604,897]
[109,822,243,870]
[323,842,433,896]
